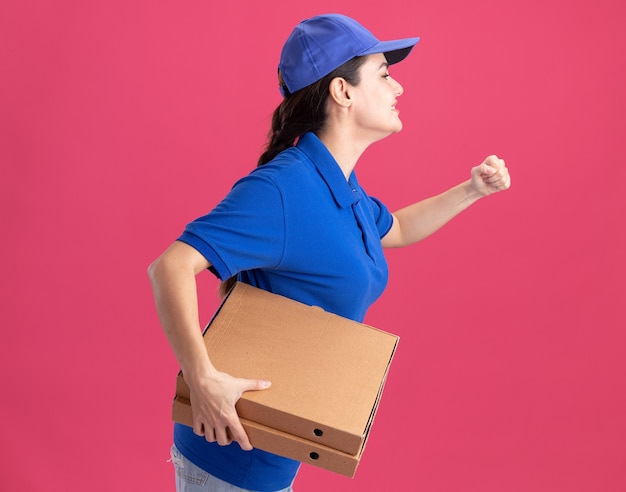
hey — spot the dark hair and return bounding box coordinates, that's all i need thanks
[218,56,367,297]
[258,56,367,166]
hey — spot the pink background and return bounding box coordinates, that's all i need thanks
[2,1,625,490]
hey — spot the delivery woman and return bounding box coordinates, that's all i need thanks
[148,13,511,492]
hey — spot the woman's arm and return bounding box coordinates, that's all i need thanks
[148,240,270,450]
[382,155,511,248]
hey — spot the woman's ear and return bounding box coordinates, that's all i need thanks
[328,77,352,108]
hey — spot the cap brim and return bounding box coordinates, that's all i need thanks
[361,37,420,64]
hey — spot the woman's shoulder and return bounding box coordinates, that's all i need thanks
[247,146,314,184]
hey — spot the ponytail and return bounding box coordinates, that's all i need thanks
[256,80,325,166]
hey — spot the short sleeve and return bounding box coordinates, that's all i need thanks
[177,173,286,280]
[367,195,394,238]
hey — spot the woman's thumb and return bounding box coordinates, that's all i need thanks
[242,379,272,392]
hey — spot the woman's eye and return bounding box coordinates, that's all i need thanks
[383,73,391,79]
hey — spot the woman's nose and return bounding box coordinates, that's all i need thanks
[393,78,404,96]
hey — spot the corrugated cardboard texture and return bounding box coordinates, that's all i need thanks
[173,282,399,474]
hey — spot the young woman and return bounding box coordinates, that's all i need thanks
[149,13,511,492]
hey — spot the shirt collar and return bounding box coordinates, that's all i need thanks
[296,132,358,208]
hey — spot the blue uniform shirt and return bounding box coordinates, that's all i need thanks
[175,132,393,490]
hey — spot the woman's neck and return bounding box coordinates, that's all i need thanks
[317,128,370,180]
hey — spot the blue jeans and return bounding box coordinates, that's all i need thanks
[170,445,294,492]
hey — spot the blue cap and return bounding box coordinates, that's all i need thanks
[278,14,420,96]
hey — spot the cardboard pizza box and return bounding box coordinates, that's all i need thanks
[172,282,398,476]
